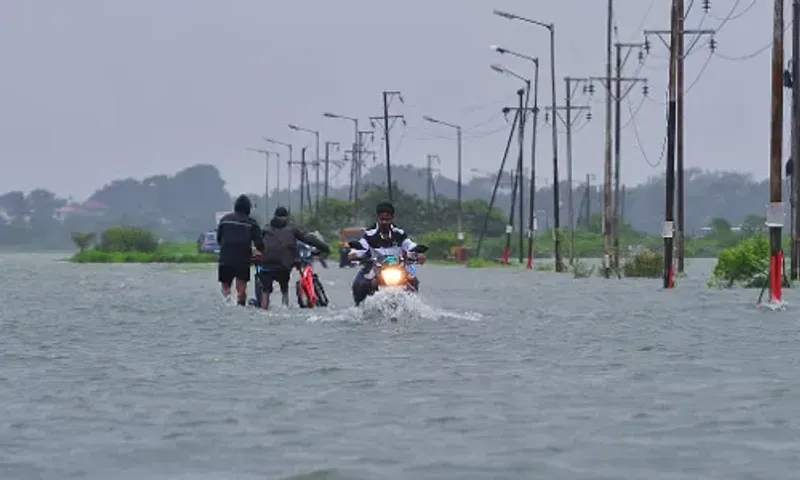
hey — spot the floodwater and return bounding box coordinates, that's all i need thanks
[2,253,800,479]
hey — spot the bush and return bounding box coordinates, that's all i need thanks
[466,257,488,268]
[709,235,770,288]
[99,226,160,253]
[71,250,216,263]
[622,249,663,278]
[71,232,96,252]
[569,259,595,278]
[417,230,470,260]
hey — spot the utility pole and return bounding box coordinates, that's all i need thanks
[766,0,785,305]
[543,101,591,266]
[323,141,339,201]
[353,130,373,222]
[614,42,646,271]
[662,0,679,289]
[602,0,614,279]
[644,1,715,273]
[585,173,593,228]
[244,148,274,221]
[263,138,292,213]
[590,45,647,271]
[791,0,800,280]
[369,91,405,202]
[564,76,592,265]
[426,154,440,205]
[501,89,526,265]
[296,147,309,217]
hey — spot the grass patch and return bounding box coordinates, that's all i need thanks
[70,242,215,264]
[465,257,521,268]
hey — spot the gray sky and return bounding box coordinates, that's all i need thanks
[0,0,783,200]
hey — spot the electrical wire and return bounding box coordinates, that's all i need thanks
[620,95,646,129]
[684,51,714,93]
[713,38,779,62]
[714,20,792,61]
[626,93,667,168]
[708,0,757,24]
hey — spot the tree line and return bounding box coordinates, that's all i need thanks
[0,161,780,250]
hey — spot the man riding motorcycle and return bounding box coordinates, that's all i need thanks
[349,202,426,306]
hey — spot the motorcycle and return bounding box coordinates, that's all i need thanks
[347,240,429,297]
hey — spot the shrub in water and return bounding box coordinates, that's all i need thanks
[622,249,663,278]
[465,257,488,268]
[417,230,471,260]
[70,232,96,252]
[99,226,159,253]
[569,259,595,278]
[709,235,770,288]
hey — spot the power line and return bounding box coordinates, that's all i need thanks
[684,51,714,92]
[708,0,757,23]
[626,92,667,168]
[714,35,785,61]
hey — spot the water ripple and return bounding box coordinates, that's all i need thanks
[1,254,800,479]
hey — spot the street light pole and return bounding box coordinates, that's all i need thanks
[490,63,531,265]
[245,148,271,221]
[491,45,540,269]
[263,138,293,213]
[493,9,562,272]
[422,115,464,260]
[324,141,340,200]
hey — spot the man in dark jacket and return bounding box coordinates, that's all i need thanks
[217,195,265,305]
[257,206,331,308]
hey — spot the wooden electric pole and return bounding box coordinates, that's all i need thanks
[543,96,591,266]
[590,58,646,271]
[369,92,405,202]
[426,154,440,205]
[644,1,715,273]
[766,0,785,305]
[791,0,800,280]
[662,0,679,289]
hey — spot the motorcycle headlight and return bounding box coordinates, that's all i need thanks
[380,267,404,285]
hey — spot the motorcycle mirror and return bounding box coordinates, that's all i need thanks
[347,241,362,249]
[411,244,428,253]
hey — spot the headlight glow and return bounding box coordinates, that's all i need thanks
[381,267,404,285]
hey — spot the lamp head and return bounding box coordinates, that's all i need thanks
[492,9,516,20]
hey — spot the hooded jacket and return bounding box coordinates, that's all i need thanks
[261,215,331,270]
[216,195,265,266]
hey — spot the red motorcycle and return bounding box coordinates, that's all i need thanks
[295,249,329,308]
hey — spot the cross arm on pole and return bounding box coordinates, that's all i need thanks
[588,75,648,101]
[543,105,591,127]
[643,29,716,56]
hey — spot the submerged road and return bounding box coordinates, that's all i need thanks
[2,254,799,479]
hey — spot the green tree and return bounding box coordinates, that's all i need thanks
[71,232,96,252]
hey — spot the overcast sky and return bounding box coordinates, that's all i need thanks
[0,0,784,200]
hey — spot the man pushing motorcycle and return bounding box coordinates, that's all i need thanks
[349,202,426,306]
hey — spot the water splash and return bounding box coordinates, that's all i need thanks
[304,288,483,324]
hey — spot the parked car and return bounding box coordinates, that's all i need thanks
[198,231,220,255]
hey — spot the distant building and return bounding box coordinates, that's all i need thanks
[54,200,108,221]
